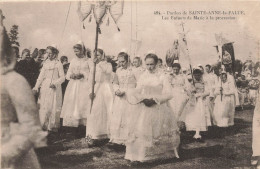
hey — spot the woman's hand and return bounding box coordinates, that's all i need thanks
[142,99,150,106]
[89,93,96,100]
[142,99,156,107]
[115,89,121,96]
[177,121,185,130]
[209,96,215,101]
[70,73,77,80]
[32,88,38,95]
[49,84,56,89]
[119,91,125,96]
[147,99,156,107]
[220,87,223,93]
[76,73,84,79]
[115,90,125,97]
[201,93,209,99]
[195,93,202,98]
[93,57,99,64]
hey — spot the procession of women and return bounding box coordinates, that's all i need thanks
[3,39,260,168]
[1,1,260,168]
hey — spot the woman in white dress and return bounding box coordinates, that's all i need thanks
[167,63,188,122]
[86,48,114,146]
[33,46,65,132]
[132,56,145,80]
[204,64,218,124]
[125,53,180,162]
[181,73,197,120]
[185,67,211,141]
[61,43,91,129]
[213,71,236,127]
[110,52,137,145]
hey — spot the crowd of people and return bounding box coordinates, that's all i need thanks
[9,41,260,157]
[235,60,260,109]
[1,14,260,169]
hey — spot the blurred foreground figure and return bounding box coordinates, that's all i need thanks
[251,64,260,168]
[1,10,47,169]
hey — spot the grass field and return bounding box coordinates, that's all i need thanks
[35,107,255,169]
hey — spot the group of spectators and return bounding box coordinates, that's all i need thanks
[235,59,260,108]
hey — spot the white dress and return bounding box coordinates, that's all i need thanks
[86,61,114,140]
[110,67,137,144]
[60,57,91,127]
[125,70,180,162]
[227,74,240,106]
[185,79,211,131]
[182,80,195,112]
[34,59,65,131]
[203,73,218,123]
[131,66,145,81]
[167,73,188,121]
[213,78,236,127]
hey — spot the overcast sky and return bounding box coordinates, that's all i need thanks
[1,1,260,67]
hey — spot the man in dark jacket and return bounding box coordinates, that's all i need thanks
[15,48,40,88]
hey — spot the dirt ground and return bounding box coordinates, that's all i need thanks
[35,107,256,169]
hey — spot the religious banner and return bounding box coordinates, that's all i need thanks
[215,42,236,74]
[77,1,124,29]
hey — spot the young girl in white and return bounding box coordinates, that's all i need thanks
[86,48,114,146]
[33,46,65,132]
[168,63,188,122]
[61,43,91,129]
[110,52,137,145]
[213,71,236,127]
[131,56,145,80]
[185,67,211,141]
